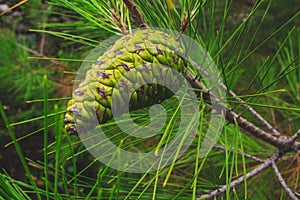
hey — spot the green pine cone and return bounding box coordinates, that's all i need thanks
[64,29,187,135]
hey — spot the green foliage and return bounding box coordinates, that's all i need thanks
[0,173,32,200]
[0,29,46,102]
[0,0,299,199]
[43,0,124,47]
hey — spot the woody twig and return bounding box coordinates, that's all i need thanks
[123,1,300,199]
[197,151,282,199]
[123,0,149,28]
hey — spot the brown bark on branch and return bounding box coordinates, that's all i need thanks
[223,86,281,136]
[123,2,300,199]
[123,0,149,28]
[272,161,299,200]
[213,143,264,163]
[197,151,282,199]
[186,71,300,152]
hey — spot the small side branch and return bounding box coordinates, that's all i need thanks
[197,151,281,199]
[213,144,264,163]
[290,129,300,143]
[123,0,149,28]
[224,87,281,136]
[271,161,299,200]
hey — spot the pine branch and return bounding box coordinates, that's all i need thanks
[119,2,300,199]
[121,1,297,151]
[224,86,281,136]
[271,161,299,200]
[123,0,149,28]
[197,151,282,199]
[186,71,300,152]
[290,129,300,143]
[193,61,281,136]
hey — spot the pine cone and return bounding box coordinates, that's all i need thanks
[64,29,187,135]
